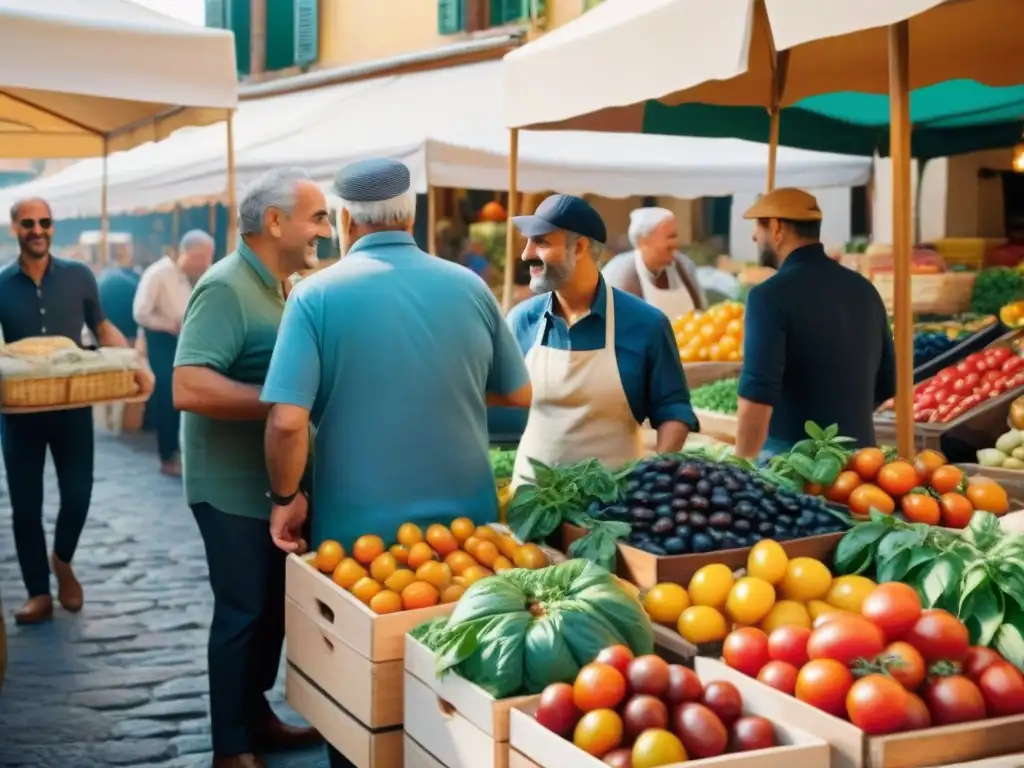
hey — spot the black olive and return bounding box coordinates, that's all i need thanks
[653,474,673,491]
[655,504,675,519]
[625,478,642,492]
[653,459,678,473]
[735,501,755,519]
[733,518,752,534]
[695,479,713,496]
[652,518,674,535]
[671,497,690,512]
[663,536,687,555]
[677,465,701,481]
[608,504,629,519]
[775,527,793,540]
[674,511,690,525]
[763,483,777,494]
[630,507,656,522]
[707,471,725,484]
[691,532,714,553]
[631,521,651,532]
[631,491,652,506]
[643,470,660,483]
[721,533,744,550]
[689,496,710,512]
[709,512,732,529]
[675,524,692,539]
[711,495,732,511]
[689,512,708,530]
[723,477,742,493]
[638,541,667,556]
[757,521,776,535]
[759,499,779,515]
[748,533,764,544]
[796,513,816,530]
[651,491,674,505]
[707,528,725,543]
[629,530,651,544]
[674,483,695,498]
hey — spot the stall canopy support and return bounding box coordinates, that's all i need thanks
[226,110,238,252]
[502,128,520,313]
[100,137,109,267]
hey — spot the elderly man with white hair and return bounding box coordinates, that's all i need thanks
[602,206,705,319]
[133,229,214,475]
[173,167,330,768]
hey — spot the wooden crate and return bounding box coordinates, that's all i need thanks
[404,634,538,768]
[683,362,742,389]
[694,408,738,444]
[508,657,829,768]
[404,734,446,768]
[872,272,975,316]
[508,751,543,768]
[702,656,1024,768]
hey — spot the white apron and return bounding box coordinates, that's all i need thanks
[511,289,643,490]
[634,249,695,321]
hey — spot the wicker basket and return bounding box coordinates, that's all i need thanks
[872,272,976,316]
[67,370,136,404]
[1,376,69,408]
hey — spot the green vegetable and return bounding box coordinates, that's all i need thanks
[766,421,856,490]
[978,448,1009,467]
[411,559,654,697]
[489,448,516,480]
[691,377,740,414]
[971,267,1024,316]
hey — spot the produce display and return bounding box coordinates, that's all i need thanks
[1001,301,1024,329]
[410,559,654,698]
[689,378,738,415]
[978,426,1024,469]
[490,447,516,481]
[643,540,875,647]
[834,510,1024,669]
[312,521,550,614]
[671,301,744,363]
[534,646,779,765]
[972,267,1024,316]
[911,314,996,369]
[721,579,1024,734]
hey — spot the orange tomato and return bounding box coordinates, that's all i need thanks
[877,461,920,497]
[930,465,966,495]
[396,523,423,547]
[426,524,460,557]
[824,471,862,504]
[368,589,403,615]
[573,663,627,712]
[848,484,896,516]
[315,540,345,574]
[901,493,941,525]
[389,544,410,564]
[851,448,887,482]
[350,577,382,604]
[912,449,947,484]
[401,581,440,610]
[939,492,974,528]
[352,535,385,565]
[965,477,1010,516]
[450,517,476,542]
[407,541,435,570]
[573,709,624,757]
[804,482,824,496]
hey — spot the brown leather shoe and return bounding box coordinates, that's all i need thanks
[51,554,84,612]
[14,595,53,625]
[213,755,266,768]
[254,713,322,751]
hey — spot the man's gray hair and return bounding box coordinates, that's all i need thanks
[238,167,312,236]
[179,229,214,253]
[339,190,417,228]
[628,207,674,248]
[565,232,605,261]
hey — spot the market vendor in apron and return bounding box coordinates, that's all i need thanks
[506,194,699,489]
[602,207,706,319]
[734,188,896,460]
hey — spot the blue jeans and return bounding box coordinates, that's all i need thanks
[145,329,180,462]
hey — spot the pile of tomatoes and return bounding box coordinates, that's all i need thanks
[536,645,777,767]
[908,347,1024,423]
[818,447,1010,529]
[672,301,744,364]
[722,582,1024,735]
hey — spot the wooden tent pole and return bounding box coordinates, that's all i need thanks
[889,22,914,458]
[501,128,520,313]
[100,138,109,268]
[226,110,238,252]
[427,185,437,255]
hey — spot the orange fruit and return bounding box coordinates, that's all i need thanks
[851,448,887,482]
[461,565,493,586]
[384,568,417,593]
[451,575,466,587]
[901,493,941,525]
[513,543,549,569]
[930,465,966,495]
[463,535,482,558]
[389,544,410,565]
[401,581,440,610]
[848,483,896,516]
[352,535,385,565]
[369,552,398,583]
[396,523,423,547]
[474,526,499,543]
[824,471,862,505]
[444,550,475,574]
[369,589,403,614]
[940,492,974,528]
[315,540,345,574]
[474,540,500,568]
[450,517,475,542]
[573,708,624,757]
[331,558,367,589]
[441,584,465,603]
[913,449,947,483]
[407,541,435,569]
[965,476,1009,515]
[426,524,459,557]
[416,561,453,590]
[351,576,382,604]
[492,555,513,572]
[497,534,519,560]
[877,461,920,497]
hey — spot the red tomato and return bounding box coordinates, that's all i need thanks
[795,659,854,717]
[1004,356,1024,375]
[847,674,910,734]
[806,614,885,666]
[767,626,811,667]
[979,662,1024,716]
[902,609,970,663]
[881,641,927,691]
[903,692,932,730]
[962,647,1005,683]
[757,661,799,695]
[860,583,922,641]
[722,628,771,678]
[923,675,986,725]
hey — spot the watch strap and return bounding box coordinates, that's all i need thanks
[267,489,299,506]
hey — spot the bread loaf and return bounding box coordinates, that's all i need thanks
[3,336,77,358]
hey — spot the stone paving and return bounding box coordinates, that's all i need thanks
[0,431,328,768]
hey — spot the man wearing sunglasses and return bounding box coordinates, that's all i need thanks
[0,197,155,625]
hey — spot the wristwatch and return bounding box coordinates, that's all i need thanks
[267,488,301,506]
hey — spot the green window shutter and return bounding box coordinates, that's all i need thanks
[266,0,319,71]
[438,0,465,35]
[228,0,251,77]
[491,0,544,26]
[205,0,227,27]
[294,0,319,66]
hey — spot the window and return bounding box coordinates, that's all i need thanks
[438,0,545,35]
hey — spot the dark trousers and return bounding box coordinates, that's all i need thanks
[1,408,94,598]
[192,502,285,756]
[145,329,180,462]
[328,746,357,768]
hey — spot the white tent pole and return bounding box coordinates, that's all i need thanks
[501,128,519,313]
[226,110,237,252]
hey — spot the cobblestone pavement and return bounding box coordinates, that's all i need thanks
[0,432,328,768]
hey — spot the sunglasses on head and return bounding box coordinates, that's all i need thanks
[18,218,52,230]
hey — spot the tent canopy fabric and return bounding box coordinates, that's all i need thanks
[0,61,871,220]
[0,0,238,158]
[502,0,1024,137]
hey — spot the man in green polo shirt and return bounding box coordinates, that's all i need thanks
[173,167,331,768]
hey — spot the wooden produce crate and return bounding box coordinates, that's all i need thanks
[284,553,456,767]
[404,634,538,768]
[704,656,1024,768]
[561,524,843,590]
[872,272,975,316]
[694,408,738,444]
[507,656,829,768]
[683,361,743,389]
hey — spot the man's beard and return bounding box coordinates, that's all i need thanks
[758,244,778,269]
[19,235,49,259]
[529,253,575,293]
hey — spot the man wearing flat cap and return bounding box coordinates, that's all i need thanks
[735,187,896,460]
[506,194,698,489]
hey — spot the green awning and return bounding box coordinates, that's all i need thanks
[642,80,1024,158]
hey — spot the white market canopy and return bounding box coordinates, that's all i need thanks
[0,0,238,157]
[0,60,871,218]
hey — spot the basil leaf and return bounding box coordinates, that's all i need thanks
[963,511,1002,552]
[786,453,818,482]
[810,453,844,486]
[792,439,817,456]
[833,522,890,574]
[805,421,826,441]
[877,550,913,584]
[995,602,1024,670]
[920,552,964,610]
[876,529,925,564]
[962,580,1005,647]
[990,558,1024,612]
[824,423,839,441]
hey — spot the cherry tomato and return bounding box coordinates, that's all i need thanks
[923,675,986,725]
[881,641,926,691]
[979,662,1024,716]
[806,614,885,666]
[860,583,922,641]
[1004,356,1024,375]
[901,493,941,525]
[757,661,798,695]
[795,659,854,717]
[903,692,932,730]
[767,626,811,667]
[847,674,909,734]
[723,628,771,678]
[962,647,1004,683]
[939,493,974,529]
[902,609,970,663]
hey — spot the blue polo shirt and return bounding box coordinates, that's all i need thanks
[0,256,105,346]
[260,231,530,548]
[490,277,698,439]
[98,266,140,340]
[739,244,896,454]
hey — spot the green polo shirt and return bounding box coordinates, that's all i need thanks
[174,242,285,520]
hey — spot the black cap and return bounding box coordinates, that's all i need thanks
[511,194,607,244]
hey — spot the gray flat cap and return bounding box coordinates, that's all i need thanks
[333,158,411,202]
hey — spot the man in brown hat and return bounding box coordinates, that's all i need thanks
[734,188,895,460]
